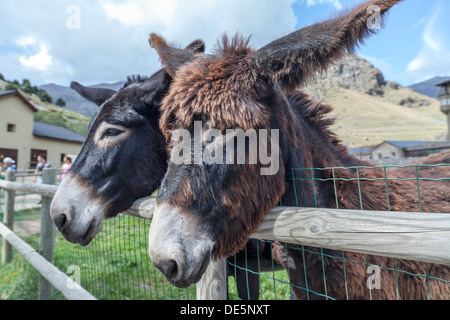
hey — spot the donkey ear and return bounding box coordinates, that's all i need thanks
[70,81,117,106]
[149,33,199,77]
[185,39,205,54]
[255,0,402,91]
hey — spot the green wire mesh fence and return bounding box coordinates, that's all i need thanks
[3,161,449,300]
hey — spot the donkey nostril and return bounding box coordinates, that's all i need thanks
[160,260,178,280]
[55,214,68,230]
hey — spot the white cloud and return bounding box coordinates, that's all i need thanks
[0,0,298,85]
[19,41,53,72]
[102,0,177,26]
[407,8,450,82]
[16,35,37,47]
[306,0,343,10]
[102,2,145,26]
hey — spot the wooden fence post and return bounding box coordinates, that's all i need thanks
[196,259,227,300]
[38,168,57,300]
[2,170,16,265]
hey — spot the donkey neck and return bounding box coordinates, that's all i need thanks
[278,90,370,208]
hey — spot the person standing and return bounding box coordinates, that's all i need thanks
[34,154,53,204]
[3,157,17,172]
[60,156,72,182]
[35,154,53,179]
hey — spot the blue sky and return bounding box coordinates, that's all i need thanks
[0,0,449,87]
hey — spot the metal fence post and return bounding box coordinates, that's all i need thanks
[2,170,16,265]
[38,168,57,300]
[196,259,227,300]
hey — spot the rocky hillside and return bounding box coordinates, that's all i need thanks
[304,54,433,108]
[303,54,446,147]
[39,81,124,117]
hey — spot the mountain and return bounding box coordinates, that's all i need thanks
[305,54,435,108]
[39,81,124,117]
[303,54,447,147]
[408,76,450,99]
[0,79,91,136]
[28,54,448,147]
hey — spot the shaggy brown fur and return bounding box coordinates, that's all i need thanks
[272,92,450,300]
[150,0,450,298]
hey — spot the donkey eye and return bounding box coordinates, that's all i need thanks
[102,128,124,139]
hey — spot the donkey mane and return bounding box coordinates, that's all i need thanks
[213,34,253,58]
[122,74,149,89]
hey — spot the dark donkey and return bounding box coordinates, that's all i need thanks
[50,40,277,300]
[148,0,450,299]
[50,40,204,245]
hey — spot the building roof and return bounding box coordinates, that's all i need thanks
[0,90,38,112]
[384,141,433,149]
[435,79,450,87]
[349,148,373,155]
[378,140,450,151]
[33,121,85,143]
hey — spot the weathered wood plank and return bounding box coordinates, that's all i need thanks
[0,221,96,300]
[196,259,227,300]
[2,171,16,264]
[38,168,57,300]
[0,179,57,197]
[252,206,450,266]
[2,178,450,266]
[125,199,450,265]
[124,197,155,220]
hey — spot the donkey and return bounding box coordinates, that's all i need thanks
[50,40,204,246]
[147,0,450,299]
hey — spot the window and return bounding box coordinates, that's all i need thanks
[0,148,18,166]
[7,123,16,132]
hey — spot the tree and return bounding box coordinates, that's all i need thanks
[22,79,31,88]
[0,73,4,81]
[5,83,17,91]
[37,89,53,104]
[55,98,66,107]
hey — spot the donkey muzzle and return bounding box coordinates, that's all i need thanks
[148,204,214,288]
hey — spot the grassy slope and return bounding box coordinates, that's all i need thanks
[0,210,290,300]
[0,79,91,136]
[323,86,446,148]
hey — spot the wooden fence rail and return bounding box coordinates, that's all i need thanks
[1,170,450,300]
[0,169,95,300]
[0,221,96,300]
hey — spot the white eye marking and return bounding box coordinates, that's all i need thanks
[93,122,130,148]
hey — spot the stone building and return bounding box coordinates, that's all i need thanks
[437,80,450,140]
[0,90,85,169]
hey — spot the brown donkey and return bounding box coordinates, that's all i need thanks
[148,0,450,299]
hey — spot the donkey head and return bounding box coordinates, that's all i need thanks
[50,40,205,246]
[148,0,402,287]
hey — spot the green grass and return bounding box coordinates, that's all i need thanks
[1,208,291,300]
[34,109,90,137]
[227,265,291,300]
[0,207,42,223]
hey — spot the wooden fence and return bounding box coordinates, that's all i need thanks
[1,168,450,300]
[0,169,95,300]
